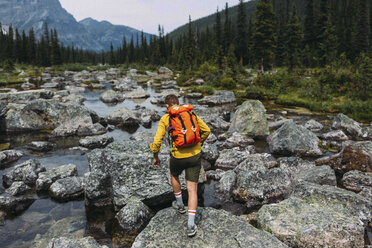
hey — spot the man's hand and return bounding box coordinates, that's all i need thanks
[153,153,160,168]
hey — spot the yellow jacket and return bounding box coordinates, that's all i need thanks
[150,113,211,158]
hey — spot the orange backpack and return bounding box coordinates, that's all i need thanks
[168,104,201,148]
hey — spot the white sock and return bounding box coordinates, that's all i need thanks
[188,209,196,227]
[174,192,183,207]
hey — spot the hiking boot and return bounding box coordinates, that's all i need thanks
[187,225,197,237]
[172,200,186,214]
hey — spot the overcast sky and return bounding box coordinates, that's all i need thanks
[59,0,241,34]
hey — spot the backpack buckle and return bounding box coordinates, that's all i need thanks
[191,127,197,132]
[181,129,187,134]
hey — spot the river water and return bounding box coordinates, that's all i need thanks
[0,80,369,247]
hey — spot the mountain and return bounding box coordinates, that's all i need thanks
[168,0,307,40]
[0,0,153,52]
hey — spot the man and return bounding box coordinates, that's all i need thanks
[149,94,210,237]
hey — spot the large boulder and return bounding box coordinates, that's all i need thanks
[258,182,372,248]
[277,157,315,181]
[132,207,288,248]
[316,141,372,173]
[215,148,254,169]
[79,134,114,149]
[214,170,236,201]
[5,99,103,137]
[295,165,337,186]
[99,90,124,103]
[218,132,255,150]
[86,141,174,209]
[304,119,324,132]
[201,143,219,165]
[228,100,269,137]
[0,150,23,167]
[5,181,31,196]
[150,89,180,104]
[267,120,322,156]
[49,176,84,201]
[197,90,236,106]
[132,106,161,128]
[332,113,363,138]
[36,164,78,191]
[3,159,46,187]
[321,130,349,141]
[0,89,54,104]
[107,107,140,128]
[115,197,154,230]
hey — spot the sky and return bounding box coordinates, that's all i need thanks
[59,0,240,34]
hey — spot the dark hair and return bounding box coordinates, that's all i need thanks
[165,94,179,106]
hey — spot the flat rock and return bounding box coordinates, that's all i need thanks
[150,89,180,104]
[133,106,161,128]
[186,93,203,99]
[206,169,225,180]
[107,107,140,128]
[228,100,269,137]
[304,119,323,132]
[115,197,154,230]
[132,207,288,248]
[277,157,315,181]
[3,159,46,187]
[316,141,372,173]
[218,132,255,149]
[0,89,54,104]
[215,148,255,169]
[36,164,78,191]
[27,141,56,152]
[295,165,337,186]
[197,90,236,106]
[79,134,114,149]
[321,130,349,141]
[0,150,23,167]
[5,181,31,196]
[258,182,372,248]
[267,120,322,156]
[124,87,149,99]
[46,236,106,248]
[49,176,84,201]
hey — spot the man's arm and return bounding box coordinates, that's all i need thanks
[150,115,168,167]
[196,115,211,144]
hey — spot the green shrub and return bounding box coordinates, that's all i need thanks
[197,62,219,81]
[189,85,215,95]
[220,77,236,89]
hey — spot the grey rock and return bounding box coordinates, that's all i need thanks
[186,92,203,99]
[27,141,56,152]
[362,125,372,140]
[201,143,219,165]
[116,197,154,230]
[304,119,324,132]
[202,115,230,135]
[228,100,269,137]
[0,196,35,214]
[296,165,337,186]
[107,107,140,128]
[234,154,277,174]
[214,170,236,201]
[90,83,106,89]
[267,120,322,156]
[49,177,84,201]
[51,120,106,138]
[36,164,78,191]
[5,181,31,196]
[86,141,174,209]
[205,133,217,144]
[206,169,225,180]
[3,159,46,187]
[65,86,86,94]
[99,90,124,103]
[258,182,372,248]
[197,90,236,106]
[321,130,349,141]
[124,87,150,99]
[315,141,372,173]
[233,168,292,209]
[0,89,54,104]
[133,106,161,128]
[342,170,372,193]
[158,67,173,74]
[218,132,255,149]
[161,80,177,89]
[130,130,156,144]
[79,134,114,149]
[146,71,158,77]
[332,113,363,138]
[0,150,23,167]
[46,236,105,248]
[40,82,61,89]
[150,89,180,104]
[215,148,254,169]
[132,207,288,248]
[113,78,138,92]
[268,119,291,130]
[277,157,315,182]
[21,82,36,89]
[0,103,7,118]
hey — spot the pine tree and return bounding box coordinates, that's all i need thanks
[355,0,370,55]
[275,3,288,66]
[304,0,316,56]
[14,29,22,63]
[51,29,62,65]
[28,28,36,64]
[109,42,115,65]
[319,14,338,66]
[357,53,372,100]
[286,5,303,70]
[21,30,28,63]
[252,0,276,72]
[185,16,195,70]
[236,0,247,65]
[223,3,232,54]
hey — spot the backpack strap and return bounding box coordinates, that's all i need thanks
[177,113,187,145]
[187,111,197,143]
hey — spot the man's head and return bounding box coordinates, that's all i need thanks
[165,94,179,109]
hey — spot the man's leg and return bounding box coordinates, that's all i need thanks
[171,172,186,213]
[187,180,198,228]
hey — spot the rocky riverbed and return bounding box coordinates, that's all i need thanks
[0,67,371,248]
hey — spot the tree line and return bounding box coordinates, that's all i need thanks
[1,0,371,72]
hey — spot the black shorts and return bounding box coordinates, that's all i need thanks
[169,153,201,183]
